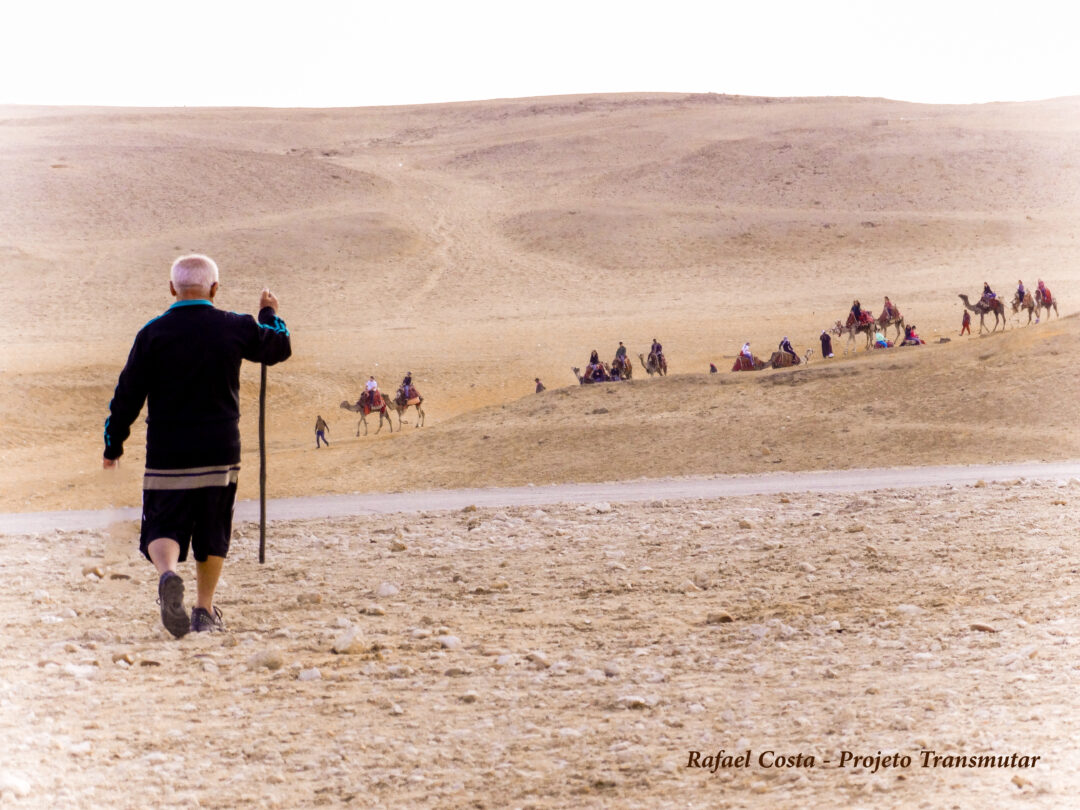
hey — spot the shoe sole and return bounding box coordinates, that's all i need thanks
[159,574,190,639]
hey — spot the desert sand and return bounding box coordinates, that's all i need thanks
[1,94,1079,807]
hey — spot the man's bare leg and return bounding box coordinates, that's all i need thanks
[195,556,224,612]
[147,537,181,574]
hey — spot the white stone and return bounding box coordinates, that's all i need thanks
[376,582,400,598]
[436,635,462,651]
[298,668,321,681]
[0,773,31,797]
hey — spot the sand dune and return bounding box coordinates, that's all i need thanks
[3,93,1079,511]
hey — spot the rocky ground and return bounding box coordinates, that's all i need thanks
[2,477,1078,809]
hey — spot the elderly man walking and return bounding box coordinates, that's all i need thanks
[103,254,292,637]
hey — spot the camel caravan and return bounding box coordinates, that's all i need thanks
[573,339,666,385]
[334,281,1062,439]
[732,280,1061,374]
[340,373,425,435]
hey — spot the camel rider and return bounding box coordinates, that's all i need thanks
[615,342,626,361]
[650,339,663,362]
[849,299,863,325]
[365,375,380,408]
[1037,279,1051,303]
[1016,280,1025,303]
[883,296,897,320]
[401,371,413,400]
[741,342,752,359]
[779,336,797,361]
[982,282,996,303]
[589,349,599,366]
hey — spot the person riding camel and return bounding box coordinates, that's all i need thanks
[1037,279,1052,304]
[364,375,381,411]
[741,342,752,359]
[650,338,663,362]
[981,282,996,304]
[1016,279,1025,303]
[589,349,600,366]
[612,341,628,376]
[400,371,413,401]
[882,296,897,320]
[849,299,867,327]
[778,336,797,362]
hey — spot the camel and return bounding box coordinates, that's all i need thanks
[572,365,624,385]
[832,319,874,353]
[876,308,905,343]
[1035,288,1058,320]
[1011,291,1036,325]
[958,293,1007,334]
[390,386,425,429]
[637,352,667,377]
[768,348,813,369]
[339,394,393,436]
[610,354,632,380]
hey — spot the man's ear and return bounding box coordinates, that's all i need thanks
[208,281,219,300]
[169,281,177,297]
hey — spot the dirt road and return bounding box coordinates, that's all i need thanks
[3,460,1078,535]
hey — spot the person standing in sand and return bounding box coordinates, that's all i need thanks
[102,254,292,638]
[315,415,330,448]
[960,309,971,336]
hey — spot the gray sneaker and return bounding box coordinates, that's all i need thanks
[190,605,225,633]
[157,571,190,639]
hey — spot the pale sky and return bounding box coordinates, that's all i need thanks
[3,0,1078,107]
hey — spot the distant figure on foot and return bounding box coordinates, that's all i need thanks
[960,309,971,335]
[820,329,834,358]
[709,363,718,374]
[102,254,291,637]
[534,377,546,393]
[315,415,329,448]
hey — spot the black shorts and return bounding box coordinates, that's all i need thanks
[139,483,238,563]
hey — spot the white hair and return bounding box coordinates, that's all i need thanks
[170,254,219,292]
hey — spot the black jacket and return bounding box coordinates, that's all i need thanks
[104,300,291,468]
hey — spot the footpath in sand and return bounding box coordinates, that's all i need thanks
[1,475,1078,809]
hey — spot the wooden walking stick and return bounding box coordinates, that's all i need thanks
[258,362,267,564]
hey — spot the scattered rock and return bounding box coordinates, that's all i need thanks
[247,650,284,671]
[846,524,866,533]
[592,502,612,514]
[390,540,407,552]
[969,623,998,633]
[376,582,400,598]
[1012,775,1032,789]
[738,519,753,529]
[332,627,364,654]
[81,565,104,579]
[526,651,551,668]
[0,773,31,797]
[706,611,735,624]
[297,592,322,605]
[437,635,462,651]
[461,504,477,512]
[460,691,479,703]
[297,668,322,682]
[974,480,987,488]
